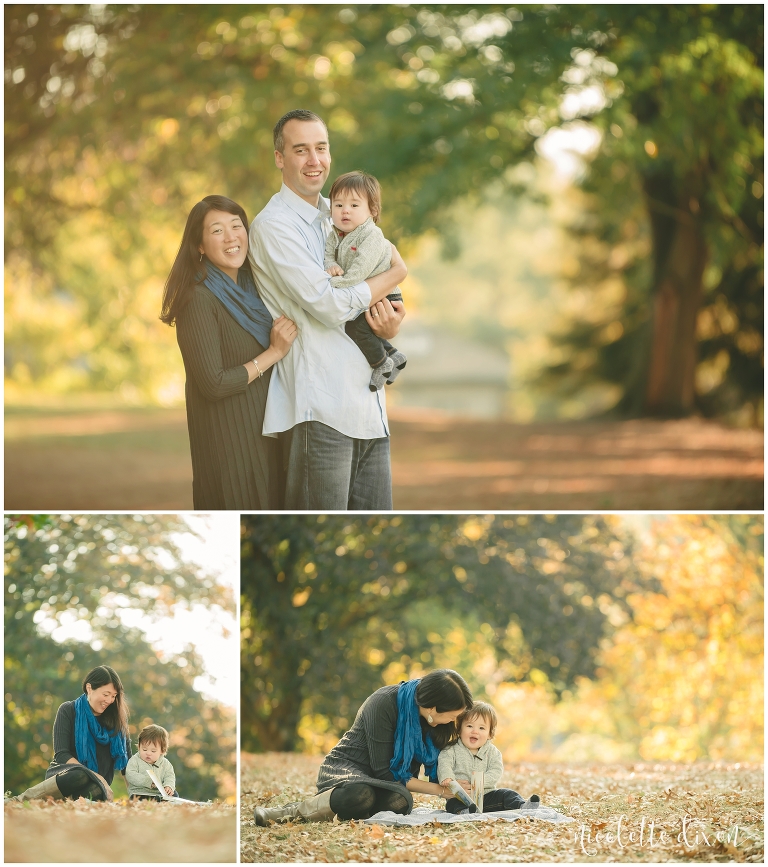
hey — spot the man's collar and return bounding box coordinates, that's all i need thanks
[279,183,330,224]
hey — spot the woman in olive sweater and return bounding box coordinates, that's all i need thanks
[9,665,131,802]
[161,195,297,509]
[254,669,474,824]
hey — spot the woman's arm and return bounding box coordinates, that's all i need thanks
[406,778,452,799]
[177,290,295,401]
[52,702,78,765]
[242,317,296,384]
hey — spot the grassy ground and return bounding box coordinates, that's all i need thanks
[241,752,764,863]
[4,798,236,862]
[4,403,763,510]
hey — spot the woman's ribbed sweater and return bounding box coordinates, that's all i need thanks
[47,700,131,783]
[175,284,283,509]
[316,684,414,811]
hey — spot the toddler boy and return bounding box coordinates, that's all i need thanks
[125,724,177,801]
[438,701,540,813]
[324,171,407,391]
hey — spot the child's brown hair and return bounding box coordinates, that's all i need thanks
[138,724,169,753]
[328,171,382,223]
[457,701,498,739]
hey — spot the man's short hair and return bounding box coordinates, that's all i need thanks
[138,724,169,753]
[273,109,328,153]
[329,171,383,223]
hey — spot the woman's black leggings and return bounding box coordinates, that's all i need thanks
[55,767,106,800]
[445,787,525,814]
[330,783,410,820]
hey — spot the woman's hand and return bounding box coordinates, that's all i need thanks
[92,770,114,802]
[269,315,298,359]
[366,298,405,339]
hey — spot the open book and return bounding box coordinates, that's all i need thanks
[145,767,211,805]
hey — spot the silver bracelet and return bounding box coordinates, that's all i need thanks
[252,358,263,379]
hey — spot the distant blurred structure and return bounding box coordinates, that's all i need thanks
[388,320,510,419]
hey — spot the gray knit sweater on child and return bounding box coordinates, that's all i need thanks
[437,740,504,792]
[323,218,391,288]
[125,753,176,798]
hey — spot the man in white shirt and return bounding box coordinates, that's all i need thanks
[248,109,407,509]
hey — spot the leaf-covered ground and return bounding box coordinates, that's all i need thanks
[4,798,236,862]
[241,752,763,863]
[5,403,762,509]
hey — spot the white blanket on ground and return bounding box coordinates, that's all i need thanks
[364,806,575,826]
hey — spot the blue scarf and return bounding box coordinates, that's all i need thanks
[74,693,129,773]
[202,261,272,350]
[389,679,440,784]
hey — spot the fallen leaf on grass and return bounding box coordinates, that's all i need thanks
[366,824,385,839]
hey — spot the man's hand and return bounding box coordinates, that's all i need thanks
[366,298,405,339]
[326,264,344,277]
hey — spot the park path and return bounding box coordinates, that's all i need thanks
[4,405,763,510]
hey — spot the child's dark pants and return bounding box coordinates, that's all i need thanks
[445,788,525,814]
[345,291,402,368]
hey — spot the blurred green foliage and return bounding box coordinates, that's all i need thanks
[4,4,762,417]
[4,515,235,801]
[240,514,650,752]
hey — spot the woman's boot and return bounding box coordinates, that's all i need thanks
[8,776,65,802]
[253,788,335,826]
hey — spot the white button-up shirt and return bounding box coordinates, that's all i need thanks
[249,184,389,440]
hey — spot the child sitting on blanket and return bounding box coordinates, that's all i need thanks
[324,171,407,392]
[125,724,178,801]
[438,701,540,814]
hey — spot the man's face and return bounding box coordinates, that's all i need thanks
[275,119,331,205]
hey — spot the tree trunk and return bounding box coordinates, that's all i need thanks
[642,173,708,416]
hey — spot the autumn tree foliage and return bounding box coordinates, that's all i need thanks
[593,515,763,761]
[240,513,646,753]
[4,5,762,417]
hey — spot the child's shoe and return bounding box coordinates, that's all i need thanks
[369,356,395,391]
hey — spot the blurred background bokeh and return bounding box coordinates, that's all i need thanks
[4,513,238,802]
[4,5,763,508]
[241,514,763,763]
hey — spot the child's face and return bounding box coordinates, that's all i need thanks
[459,714,491,750]
[331,189,372,232]
[139,740,164,764]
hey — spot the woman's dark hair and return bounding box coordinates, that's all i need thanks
[82,665,129,738]
[416,669,473,750]
[160,195,249,326]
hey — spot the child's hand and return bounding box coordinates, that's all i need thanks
[440,779,453,787]
[165,786,173,795]
[326,264,344,277]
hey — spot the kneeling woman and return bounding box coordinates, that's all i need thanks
[254,669,473,824]
[11,665,131,802]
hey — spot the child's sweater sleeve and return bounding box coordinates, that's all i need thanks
[437,746,455,783]
[330,230,391,289]
[124,755,146,792]
[485,744,504,789]
[161,758,176,791]
[323,231,339,270]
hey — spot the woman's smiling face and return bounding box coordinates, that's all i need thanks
[86,682,118,716]
[198,208,248,281]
